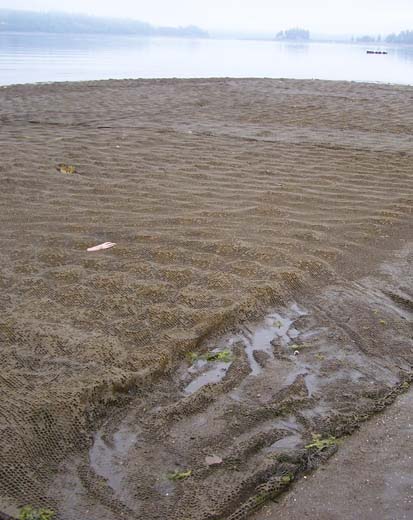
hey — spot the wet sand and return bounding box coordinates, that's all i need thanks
[0,78,412,519]
[255,387,413,520]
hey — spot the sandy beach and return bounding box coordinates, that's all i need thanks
[0,78,412,519]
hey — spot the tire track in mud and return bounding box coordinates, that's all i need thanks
[51,245,413,520]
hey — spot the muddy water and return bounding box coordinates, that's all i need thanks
[182,303,307,397]
[239,306,304,376]
[184,354,232,395]
[89,303,306,456]
[86,298,399,509]
[89,423,139,493]
[88,303,311,494]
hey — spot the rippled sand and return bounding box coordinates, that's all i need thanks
[0,78,412,519]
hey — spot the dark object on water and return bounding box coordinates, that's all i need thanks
[366,50,388,55]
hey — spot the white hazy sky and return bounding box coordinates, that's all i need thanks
[2,0,413,34]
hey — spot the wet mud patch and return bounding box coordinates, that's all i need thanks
[50,244,412,520]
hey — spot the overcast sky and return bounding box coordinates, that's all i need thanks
[2,0,413,34]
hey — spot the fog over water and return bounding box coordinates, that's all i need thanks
[2,0,413,35]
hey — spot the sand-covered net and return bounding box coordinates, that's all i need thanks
[0,79,412,519]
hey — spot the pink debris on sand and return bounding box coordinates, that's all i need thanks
[205,455,223,466]
[87,242,116,252]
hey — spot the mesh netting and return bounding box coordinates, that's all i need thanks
[1,78,413,519]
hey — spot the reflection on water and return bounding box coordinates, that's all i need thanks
[0,32,412,85]
[282,42,310,55]
[393,45,413,63]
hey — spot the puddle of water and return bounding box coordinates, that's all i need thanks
[300,327,327,341]
[304,373,320,397]
[266,417,304,451]
[299,403,330,422]
[184,346,233,395]
[239,304,307,376]
[184,360,231,394]
[241,314,293,375]
[285,364,308,384]
[89,421,139,494]
[267,433,303,452]
[87,302,312,502]
[290,302,307,316]
[154,477,176,498]
[273,416,302,432]
[70,282,412,518]
[184,304,309,398]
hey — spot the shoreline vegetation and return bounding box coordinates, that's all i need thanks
[0,9,412,44]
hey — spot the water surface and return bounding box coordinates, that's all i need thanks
[1,32,413,85]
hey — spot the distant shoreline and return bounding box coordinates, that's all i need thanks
[0,8,209,38]
[1,30,413,46]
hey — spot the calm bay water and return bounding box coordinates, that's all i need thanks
[0,32,413,86]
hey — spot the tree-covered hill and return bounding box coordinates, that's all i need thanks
[385,30,413,44]
[275,28,310,41]
[0,9,209,38]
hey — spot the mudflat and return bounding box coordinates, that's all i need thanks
[0,78,412,520]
